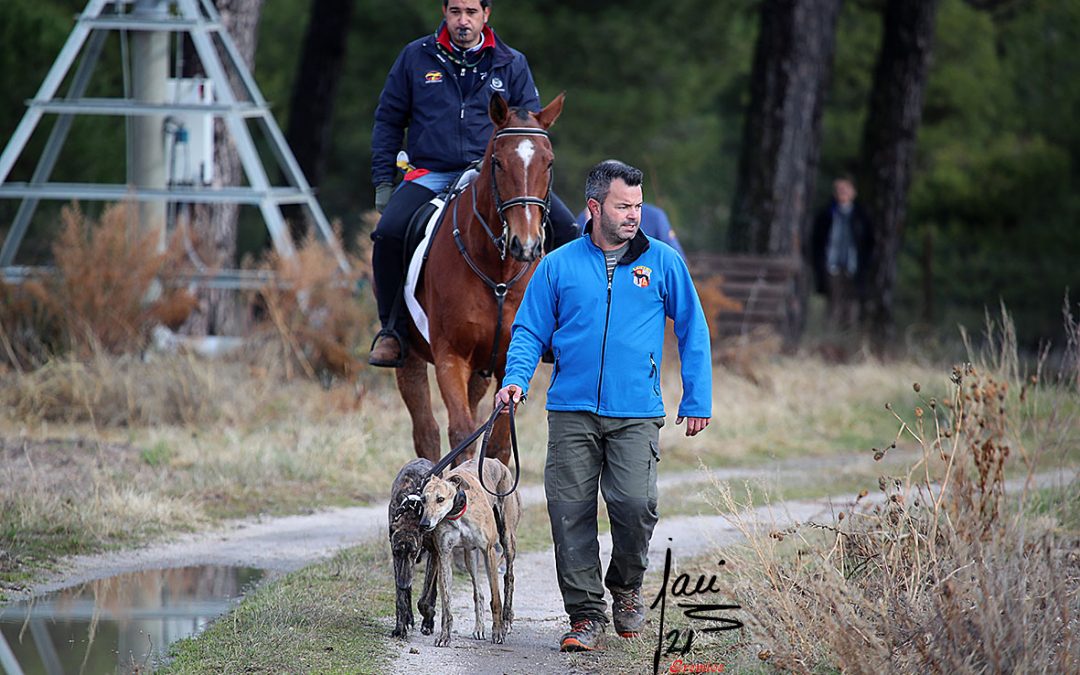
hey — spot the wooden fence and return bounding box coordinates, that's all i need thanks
[685,253,802,340]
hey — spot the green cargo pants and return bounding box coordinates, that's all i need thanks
[545,410,663,623]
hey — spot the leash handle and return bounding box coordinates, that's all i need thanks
[426,393,525,490]
[477,397,522,498]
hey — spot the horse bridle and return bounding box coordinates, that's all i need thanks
[483,126,554,260]
[451,125,553,377]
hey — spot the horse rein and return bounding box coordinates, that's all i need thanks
[423,397,524,498]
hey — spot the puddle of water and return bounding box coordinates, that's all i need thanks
[0,565,264,675]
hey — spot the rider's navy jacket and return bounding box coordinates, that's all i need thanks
[371,23,541,186]
[503,222,713,419]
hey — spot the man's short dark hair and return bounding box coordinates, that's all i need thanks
[585,160,644,206]
[443,0,491,7]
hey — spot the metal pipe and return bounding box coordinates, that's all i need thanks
[131,0,170,252]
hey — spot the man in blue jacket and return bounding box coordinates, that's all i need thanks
[575,202,687,260]
[368,0,578,366]
[496,160,713,651]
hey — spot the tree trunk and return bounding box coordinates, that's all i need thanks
[184,0,265,336]
[283,0,355,241]
[857,0,940,349]
[728,0,841,344]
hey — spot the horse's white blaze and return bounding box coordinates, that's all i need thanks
[516,139,536,225]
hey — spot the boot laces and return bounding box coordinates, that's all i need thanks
[570,619,595,634]
[615,588,641,613]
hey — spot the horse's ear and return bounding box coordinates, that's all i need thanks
[536,92,565,130]
[489,92,510,126]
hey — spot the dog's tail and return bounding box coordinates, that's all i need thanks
[493,497,508,556]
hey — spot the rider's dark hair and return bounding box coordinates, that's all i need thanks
[443,0,491,8]
[585,160,644,207]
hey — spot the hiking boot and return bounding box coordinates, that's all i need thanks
[368,333,402,367]
[560,617,605,652]
[610,585,646,637]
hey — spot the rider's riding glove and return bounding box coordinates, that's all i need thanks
[375,183,393,213]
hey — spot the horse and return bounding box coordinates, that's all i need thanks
[395,92,564,466]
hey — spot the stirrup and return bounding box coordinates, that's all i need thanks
[369,328,408,368]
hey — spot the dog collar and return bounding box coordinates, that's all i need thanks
[445,489,468,521]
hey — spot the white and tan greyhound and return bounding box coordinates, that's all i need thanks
[419,457,521,646]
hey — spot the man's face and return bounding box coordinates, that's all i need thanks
[590,178,643,249]
[833,179,856,206]
[443,0,490,49]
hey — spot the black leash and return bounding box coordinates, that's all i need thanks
[425,396,523,498]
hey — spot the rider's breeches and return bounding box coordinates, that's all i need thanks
[371,181,436,330]
[544,411,662,623]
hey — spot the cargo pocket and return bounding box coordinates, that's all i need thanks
[648,439,660,502]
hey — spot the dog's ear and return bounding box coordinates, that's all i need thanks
[448,474,469,490]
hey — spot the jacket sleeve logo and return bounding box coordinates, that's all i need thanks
[424,70,443,84]
[489,77,505,92]
[632,265,653,288]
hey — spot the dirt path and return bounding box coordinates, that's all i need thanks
[17,454,871,598]
[14,455,1072,673]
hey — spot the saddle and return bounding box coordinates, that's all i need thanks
[402,167,479,344]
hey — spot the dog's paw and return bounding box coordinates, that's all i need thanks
[434,632,451,647]
[492,627,507,644]
[472,626,485,640]
[420,621,434,635]
[391,626,407,639]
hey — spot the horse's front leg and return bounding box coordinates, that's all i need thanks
[395,350,440,462]
[434,355,478,463]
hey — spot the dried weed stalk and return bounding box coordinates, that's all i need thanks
[255,229,375,383]
[710,307,1079,674]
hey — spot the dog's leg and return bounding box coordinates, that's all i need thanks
[435,542,455,647]
[392,551,414,638]
[502,526,516,634]
[395,350,440,462]
[463,547,486,640]
[485,544,506,643]
[418,547,437,635]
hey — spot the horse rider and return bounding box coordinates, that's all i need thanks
[496,160,713,651]
[368,0,580,367]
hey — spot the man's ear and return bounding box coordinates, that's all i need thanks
[537,92,565,130]
[489,92,510,126]
[587,197,601,221]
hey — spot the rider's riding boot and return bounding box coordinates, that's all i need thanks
[369,232,406,368]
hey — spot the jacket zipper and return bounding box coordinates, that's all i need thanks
[596,262,614,412]
[649,352,660,395]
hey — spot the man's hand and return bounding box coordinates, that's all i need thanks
[675,416,710,437]
[495,384,524,413]
[374,183,393,213]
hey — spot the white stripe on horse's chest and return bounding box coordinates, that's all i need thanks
[516,139,536,224]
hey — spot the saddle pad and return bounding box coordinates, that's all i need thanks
[403,197,447,345]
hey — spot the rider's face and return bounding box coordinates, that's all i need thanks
[443,0,490,49]
[591,179,642,250]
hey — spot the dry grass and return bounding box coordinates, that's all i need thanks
[252,228,375,384]
[0,203,198,369]
[704,308,1080,674]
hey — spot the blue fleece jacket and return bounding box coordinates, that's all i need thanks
[503,224,713,419]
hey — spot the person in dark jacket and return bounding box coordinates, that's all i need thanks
[368,0,579,367]
[810,176,874,328]
[495,160,712,652]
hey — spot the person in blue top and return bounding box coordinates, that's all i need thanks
[575,201,687,259]
[368,0,579,367]
[495,160,713,652]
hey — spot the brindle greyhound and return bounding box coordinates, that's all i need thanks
[419,457,521,646]
[388,458,437,638]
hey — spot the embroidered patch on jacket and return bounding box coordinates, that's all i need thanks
[631,265,652,288]
[489,76,505,92]
[424,71,443,84]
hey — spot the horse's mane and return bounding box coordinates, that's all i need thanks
[507,107,532,123]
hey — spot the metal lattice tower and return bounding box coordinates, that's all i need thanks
[0,0,350,284]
